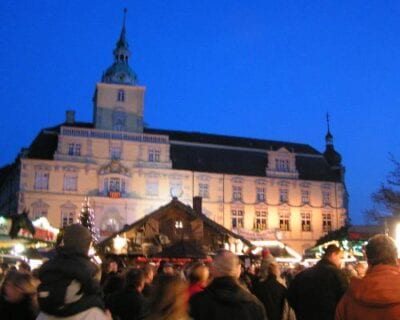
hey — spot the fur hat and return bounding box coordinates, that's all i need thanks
[63,224,92,254]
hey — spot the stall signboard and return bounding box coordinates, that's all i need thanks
[0,216,58,242]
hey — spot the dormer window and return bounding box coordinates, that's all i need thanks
[117,89,125,102]
[266,147,299,179]
[276,159,290,172]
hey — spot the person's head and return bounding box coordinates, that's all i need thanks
[322,244,343,268]
[17,261,31,273]
[62,224,92,255]
[211,249,241,279]
[162,263,175,275]
[1,271,37,303]
[146,274,189,320]
[259,261,280,281]
[366,234,398,267]
[188,262,209,286]
[107,260,119,273]
[143,264,155,284]
[125,268,145,292]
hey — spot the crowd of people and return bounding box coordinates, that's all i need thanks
[1,223,400,320]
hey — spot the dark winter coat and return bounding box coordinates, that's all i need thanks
[37,246,104,317]
[287,258,348,320]
[189,276,267,320]
[0,294,37,320]
[253,276,287,320]
[105,288,148,320]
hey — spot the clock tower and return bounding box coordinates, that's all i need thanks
[93,9,145,133]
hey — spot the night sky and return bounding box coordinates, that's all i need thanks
[1,1,400,224]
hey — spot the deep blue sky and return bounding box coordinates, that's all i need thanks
[1,1,399,224]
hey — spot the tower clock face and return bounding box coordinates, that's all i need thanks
[170,186,183,198]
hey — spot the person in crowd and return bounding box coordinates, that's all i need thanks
[143,274,189,320]
[17,260,32,274]
[105,268,148,320]
[287,244,348,320]
[160,262,175,276]
[36,223,110,320]
[141,263,155,297]
[187,262,209,298]
[0,262,10,285]
[335,234,400,319]
[101,258,124,296]
[189,249,267,320]
[254,262,294,320]
[0,270,39,320]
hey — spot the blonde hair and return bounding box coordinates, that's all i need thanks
[144,274,189,320]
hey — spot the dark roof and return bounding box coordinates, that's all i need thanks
[145,128,341,182]
[145,128,320,154]
[23,123,341,182]
[0,163,16,189]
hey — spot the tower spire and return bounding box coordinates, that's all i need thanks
[101,8,137,85]
[325,112,333,146]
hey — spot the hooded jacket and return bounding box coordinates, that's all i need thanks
[335,264,400,320]
[189,276,267,320]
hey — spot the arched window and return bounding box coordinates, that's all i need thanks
[117,89,125,102]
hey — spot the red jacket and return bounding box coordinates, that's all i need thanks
[336,264,400,320]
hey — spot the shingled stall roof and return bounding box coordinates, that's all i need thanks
[98,198,252,256]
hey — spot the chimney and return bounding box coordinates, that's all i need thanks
[193,196,202,215]
[66,110,76,124]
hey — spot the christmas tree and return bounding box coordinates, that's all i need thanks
[79,197,99,244]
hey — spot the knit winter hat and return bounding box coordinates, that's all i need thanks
[63,224,92,254]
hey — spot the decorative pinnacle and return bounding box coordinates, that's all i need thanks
[326,112,331,134]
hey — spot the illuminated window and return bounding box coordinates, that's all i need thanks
[279,210,290,231]
[279,189,288,203]
[68,143,81,156]
[256,187,266,202]
[301,212,311,232]
[276,159,290,172]
[301,190,310,204]
[64,174,77,191]
[255,210,267,230]
[148,149,161,162]
[323,213,332,232]
[231,209,244,228]
[232,185,242,201]
[104,177,126,194]
[199,183,209,198]
[61,209,75,227]
[117,89,125,102]
[34,171,49,190]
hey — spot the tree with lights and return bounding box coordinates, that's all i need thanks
[79,197,98,244]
